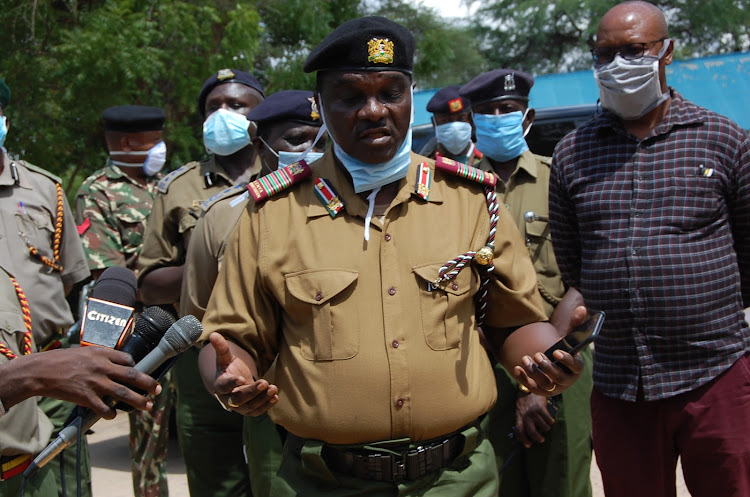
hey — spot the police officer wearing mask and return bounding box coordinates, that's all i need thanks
[182,90,325,497]
[138,68,265,497]
[419,85,482,166]
[198,17,585,497]
[460,69,594,497]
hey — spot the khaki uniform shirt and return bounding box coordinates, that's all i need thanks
[137,155,235,285]
[202,151,547,445]
[74,162,161,274]
[0,154,90,343]
[0,266,54,456]
[479,151,566,317]
[180,184,250,320]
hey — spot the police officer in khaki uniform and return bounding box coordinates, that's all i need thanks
[460,69,594,497]
[418,86,482,166]
[137,69,264,497]
[0,266,161,497]
[198,17,585,497]
[0,265,56,496]
[182,90,325,497]
[0,75,93,497]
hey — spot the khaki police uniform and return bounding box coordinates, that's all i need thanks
[138,154,253,497]
[478,151,594,497]
[202,150,548,495]
[0,266,57,497]
[181,185,283,497]
[0,155,92,497]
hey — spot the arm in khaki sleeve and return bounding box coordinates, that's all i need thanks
[60,192,91,290]
[198,207,280,416]
[138,193,184,305]
[180,213,219,320]
[482,205,585,395]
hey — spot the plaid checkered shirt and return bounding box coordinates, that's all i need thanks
[549,90,750,402]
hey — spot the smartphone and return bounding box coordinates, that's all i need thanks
[544,310,605,374]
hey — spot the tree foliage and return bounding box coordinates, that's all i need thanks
[468,0,750,73]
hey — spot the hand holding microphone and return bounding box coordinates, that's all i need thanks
[24,313,203,478]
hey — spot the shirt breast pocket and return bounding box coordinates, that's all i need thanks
[413,262,478,351]
[285,269,359,361]
[115,207,148,248]
[14,207,54,255]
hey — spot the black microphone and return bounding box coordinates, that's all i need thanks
[112,306,176,411]
[79,266,137,349]
[24,315,203,478]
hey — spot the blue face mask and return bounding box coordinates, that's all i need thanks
[474,110,529,162]
[203,108,251,156]
[0,116,7,149]
[278,150,324,168]
[435,121,472,155]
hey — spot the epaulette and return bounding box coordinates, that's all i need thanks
[200,183,248,213]
[16,161,62,184]
[247,160,312,203]
[434,156,496,188]
[538,155,552,167]
[158,162,199,193]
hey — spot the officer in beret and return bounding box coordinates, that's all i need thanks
[198,17,585,497]
[73,105,171,497]
[181,89,324,497]
[460,69,594,497]
[419,85,482,166]
[137,69,265,497]
[0,75,92,496]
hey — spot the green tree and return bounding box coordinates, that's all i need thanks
[468,0,750,73]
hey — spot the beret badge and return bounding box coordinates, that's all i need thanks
[448,98,464,113]
[367,38,394,65]
[217,69,236,81]
[308,96,321,121]
[503,73,516,92]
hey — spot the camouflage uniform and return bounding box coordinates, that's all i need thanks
[74,162,174,497]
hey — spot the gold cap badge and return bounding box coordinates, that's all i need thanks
[368,38,394,65]
[448,98,464,113]
[217,69,236,81]
[308,96,320,121]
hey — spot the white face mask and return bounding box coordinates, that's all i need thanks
[434,121,472,155]
[110,141,167,177]
[594,39,671,120]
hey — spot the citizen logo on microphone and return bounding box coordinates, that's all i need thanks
[79,297,135,349]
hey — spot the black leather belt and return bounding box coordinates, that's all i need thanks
[287,419,480,482]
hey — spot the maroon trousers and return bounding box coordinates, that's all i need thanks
[592,352,750,497]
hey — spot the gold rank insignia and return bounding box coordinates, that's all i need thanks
[368,38,394,65]
[217,69,235,81]
[308,97,320,121]
[415,162,432,201]
[448,98,464,113]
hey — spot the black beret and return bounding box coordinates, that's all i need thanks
[197,69,265,118]
[0,75,10,109]
[304,16,414,75]
[101,105,165,132]
[426,85,471,114]
[248,90,321,129]
[460,69,534,107]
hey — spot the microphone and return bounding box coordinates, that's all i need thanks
[79,266,137,349]
[112,306,176,411]
[24,315,203,478]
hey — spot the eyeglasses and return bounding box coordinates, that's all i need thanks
[590,39,668,66]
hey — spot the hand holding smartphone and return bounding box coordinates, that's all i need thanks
[544,310,605,374]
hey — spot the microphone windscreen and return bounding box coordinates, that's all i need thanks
[91,266,137,306]
[134,306,176,347]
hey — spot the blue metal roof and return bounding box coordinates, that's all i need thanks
[414,51,750,130]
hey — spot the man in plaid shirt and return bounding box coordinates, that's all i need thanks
[549,2,750,497]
